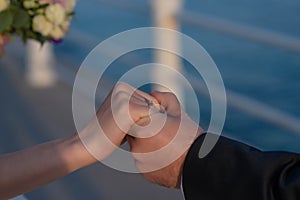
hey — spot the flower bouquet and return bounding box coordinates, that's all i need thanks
[0,0,76,44]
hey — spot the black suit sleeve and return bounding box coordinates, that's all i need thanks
[182,133,300,200]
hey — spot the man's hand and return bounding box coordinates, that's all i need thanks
[0,35,9,57]
[127,91,202,188]
[78,82,158,161]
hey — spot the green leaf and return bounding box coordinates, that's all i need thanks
[0,10,13,32]
[39,4,49,9]
[12,8,30,29]
[11,0,21,7]
[22,29,48,45]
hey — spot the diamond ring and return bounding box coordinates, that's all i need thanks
[145,99,153,108]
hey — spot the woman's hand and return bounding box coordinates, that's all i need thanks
[0,83,157,199]
[78,82,159,161]
[0,35,9,57]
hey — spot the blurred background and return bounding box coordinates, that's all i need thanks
[1,0,300,199]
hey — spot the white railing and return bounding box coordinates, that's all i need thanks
[26,0,300,89]
[27,0,300,136]
[6,1,298,199]
[98,0,300,54]
[179,11,300,54]
[62,28,300,136]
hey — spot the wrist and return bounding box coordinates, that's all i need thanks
[61,134,97,172]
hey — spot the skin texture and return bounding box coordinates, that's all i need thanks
[127,91,202,188]
[77,83,159,161]
[0,83,156,199]
[0,35,8,57]
[0,83,201,198]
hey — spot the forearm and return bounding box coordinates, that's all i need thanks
[0,134,96,199]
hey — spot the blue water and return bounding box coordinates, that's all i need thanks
[56,0,300,152]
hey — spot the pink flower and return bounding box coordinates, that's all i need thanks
[39,0,76,12]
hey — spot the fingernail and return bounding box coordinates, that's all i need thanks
[152,102,161,110]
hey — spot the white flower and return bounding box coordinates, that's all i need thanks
[23,0,38,9]
[61,20,70,32]
[33,15,53,36]
[0,0,9,12]
[65,0,76,13]
[36,8,44,15]
[50,25,65,39]
[45,3,65,25]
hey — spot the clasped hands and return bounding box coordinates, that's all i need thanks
[80,83,202,189]
[0,36,202,190]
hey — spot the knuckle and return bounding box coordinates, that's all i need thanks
[114,82,129,92]
[165,92,177,100]
[114,91,128,102]
[117,99,129,114]
[128,103,142,121]
[111,97,129,117]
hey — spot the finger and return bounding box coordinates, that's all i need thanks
[129,90,161,112]
[131,92,146,102]
[114,82,159,107]
[129,103,151,122]
[127,116,151,143]
[114,82,156,106]
[113,82,136,101]
[150,91,172,106]
[134,89,159,105]
[130,96,164,117]
[130,95,148,106]
[150,91,181,116]
[135,116,151,126]
[137,90,165,112]
[111,86,147,108]
[130,95,163,115]
[129,112,166,140]
[0,49,3,57]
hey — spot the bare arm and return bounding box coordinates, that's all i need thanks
[0,83,156,199]
[0,134,95,199]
